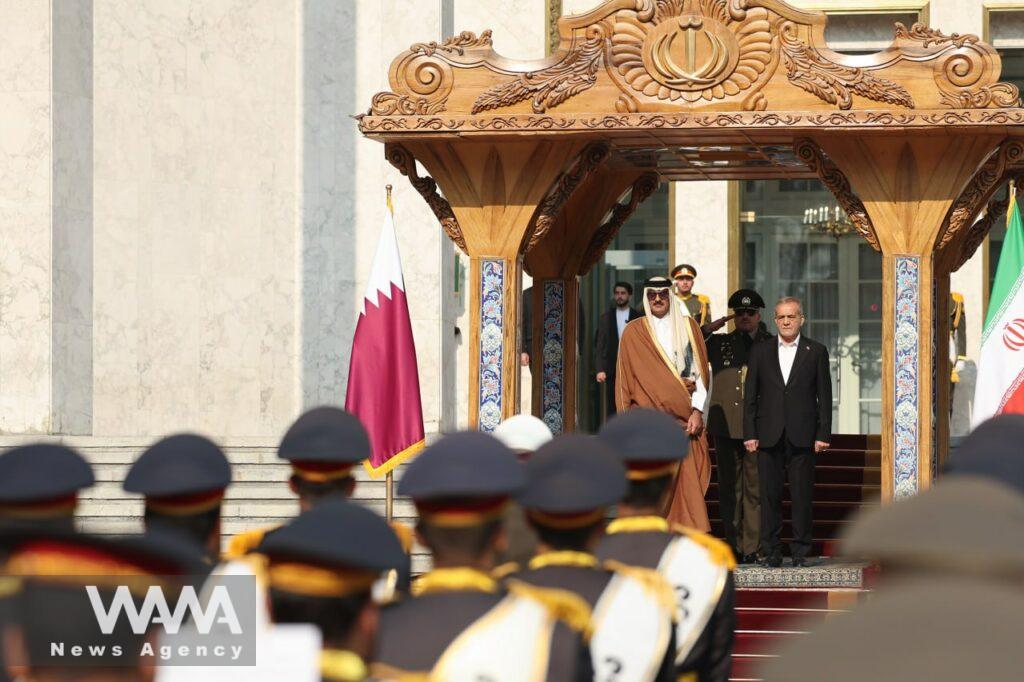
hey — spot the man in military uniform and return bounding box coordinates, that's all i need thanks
[372,431,592,681]
[597,408,736,682]
[258,499,407,681]
[123,433,232,563]
[224,407,413,561]
[950,291,967,416]
[671,264,712,330]
[0,527,205,680]
[509,434,677,682]
[705,289,771,563]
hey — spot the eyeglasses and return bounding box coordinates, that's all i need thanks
[646,289,670,301]
[735,310,757,317]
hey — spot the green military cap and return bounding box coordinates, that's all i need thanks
[840,477,1024,579]
[762,576,1024,681]
[671,264,697,279]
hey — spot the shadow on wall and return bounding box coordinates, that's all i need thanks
[300,0,355,409]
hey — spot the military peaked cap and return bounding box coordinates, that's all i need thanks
[728,288,765,311]
[671,264,697,278]
[518,434,626,517]
[279,406,371,464]
[599,408,689,480]
[0,444,93,510]
[124,434,231,510]
[946,414,1024,497]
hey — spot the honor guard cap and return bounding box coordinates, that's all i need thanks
[258,499,406,597]
[518,434,626,528]
[946,414,1024,496]
[671,264,697,279]
[124,434,231,515]
[841,476,1024,577]
[0,444,94,518]
[598,408,690,480]
[399,431,524,526]
[279,407,371,484]
[493,414,553,455]
[728,288,765,312]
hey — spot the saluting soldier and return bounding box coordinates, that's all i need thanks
[224,407,413,562]
[705,289,771,564]
[671,264,712,330]
[258,499,407,682]
[124,433,231,563]
[507,433,677,682]
[372,431,593,681]
[596,409,736,682]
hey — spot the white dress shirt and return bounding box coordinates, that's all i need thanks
[616,307,629,338]
[651,315,709,413]
[778,334,801,384]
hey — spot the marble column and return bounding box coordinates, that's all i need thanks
[0,0,92,434]
[672,181,733,322]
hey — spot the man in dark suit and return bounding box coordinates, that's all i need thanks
[706,289,771,564]
[595,281,642,418]
[743,296,832,568]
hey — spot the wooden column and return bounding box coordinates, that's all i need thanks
[396,140,587,431]
[525,166,660,433]
[816,133,1002,500]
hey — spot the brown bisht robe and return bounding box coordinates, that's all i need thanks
[615,317,712,532]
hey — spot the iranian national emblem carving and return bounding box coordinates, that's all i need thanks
[611,0,773,107]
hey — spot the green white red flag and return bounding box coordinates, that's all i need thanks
[345,192,425,477]
[973,186,1024,426]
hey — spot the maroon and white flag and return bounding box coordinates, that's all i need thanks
[345,193,425,477]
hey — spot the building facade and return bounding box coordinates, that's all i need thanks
[0,0,1017,548]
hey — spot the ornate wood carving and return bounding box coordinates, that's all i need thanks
[410,30,493,57]
[954,185,1013,272]
[579,173,662,274]
[473,36,605,115]
[893,22,976,49]
[781,22,913,110]
[794,139,879,251]
[525,142,612,253]
[546,0,563,56]
[936,140,1024,253]
[385,144,467,253]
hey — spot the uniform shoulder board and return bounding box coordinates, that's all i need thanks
[951,292,965,303]
[223,524,278,561]
[603,560,677,617]
[491,561,520,579]
[389,520,414,554]
[673,525,737,570]
[506,579,594,640]
[697,294,710,304]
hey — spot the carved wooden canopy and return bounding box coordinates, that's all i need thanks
[360,0,1023,180]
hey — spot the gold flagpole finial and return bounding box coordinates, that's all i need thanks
[386,184,394,211]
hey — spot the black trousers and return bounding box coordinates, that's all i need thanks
[758,433,815,560]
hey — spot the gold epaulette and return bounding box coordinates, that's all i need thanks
[0,577,21,599]
[320,649,368,681]
[223,524,278,561]
[951,292,965,303]
[673,524,737,570]
[506,579,594,641]
[697,294,710,304]
[602,560,677,619]
[369,662,431,681]
[389,520,414,554]
[492,561,520,579]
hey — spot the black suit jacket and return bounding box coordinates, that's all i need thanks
[595,305,642,376]
[742,335,832,448]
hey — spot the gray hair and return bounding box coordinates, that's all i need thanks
[775,296,804,316]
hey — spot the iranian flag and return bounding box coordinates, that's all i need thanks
[345,191,425,477]
[973,188,1024,427]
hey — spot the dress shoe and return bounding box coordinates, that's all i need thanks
[792,557,807,568]
[759,555,782,568]
[740,553,759,565]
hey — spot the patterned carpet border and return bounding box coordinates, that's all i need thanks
[735,561,870,589]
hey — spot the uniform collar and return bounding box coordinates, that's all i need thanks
[528,550,599,570]
[606,516,670,534]
[411,567,499,596]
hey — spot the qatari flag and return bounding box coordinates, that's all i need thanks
[345,192,425,477]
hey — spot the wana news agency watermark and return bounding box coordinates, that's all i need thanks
[40,575,262,666]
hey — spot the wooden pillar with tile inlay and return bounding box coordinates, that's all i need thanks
[815,133,1004,500]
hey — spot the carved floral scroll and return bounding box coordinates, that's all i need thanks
[794,139,880,251]
[385,144,467,253]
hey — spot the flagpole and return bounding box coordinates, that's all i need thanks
[385,183,395,523]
